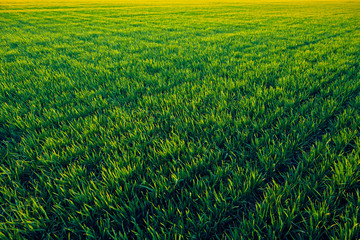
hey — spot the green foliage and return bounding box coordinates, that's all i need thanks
[1,1,360,239]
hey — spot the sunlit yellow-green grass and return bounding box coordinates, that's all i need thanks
[1,0,360,239]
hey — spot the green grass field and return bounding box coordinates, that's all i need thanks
[1,0,360,239]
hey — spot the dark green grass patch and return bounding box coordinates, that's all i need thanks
[1,1,360,239]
